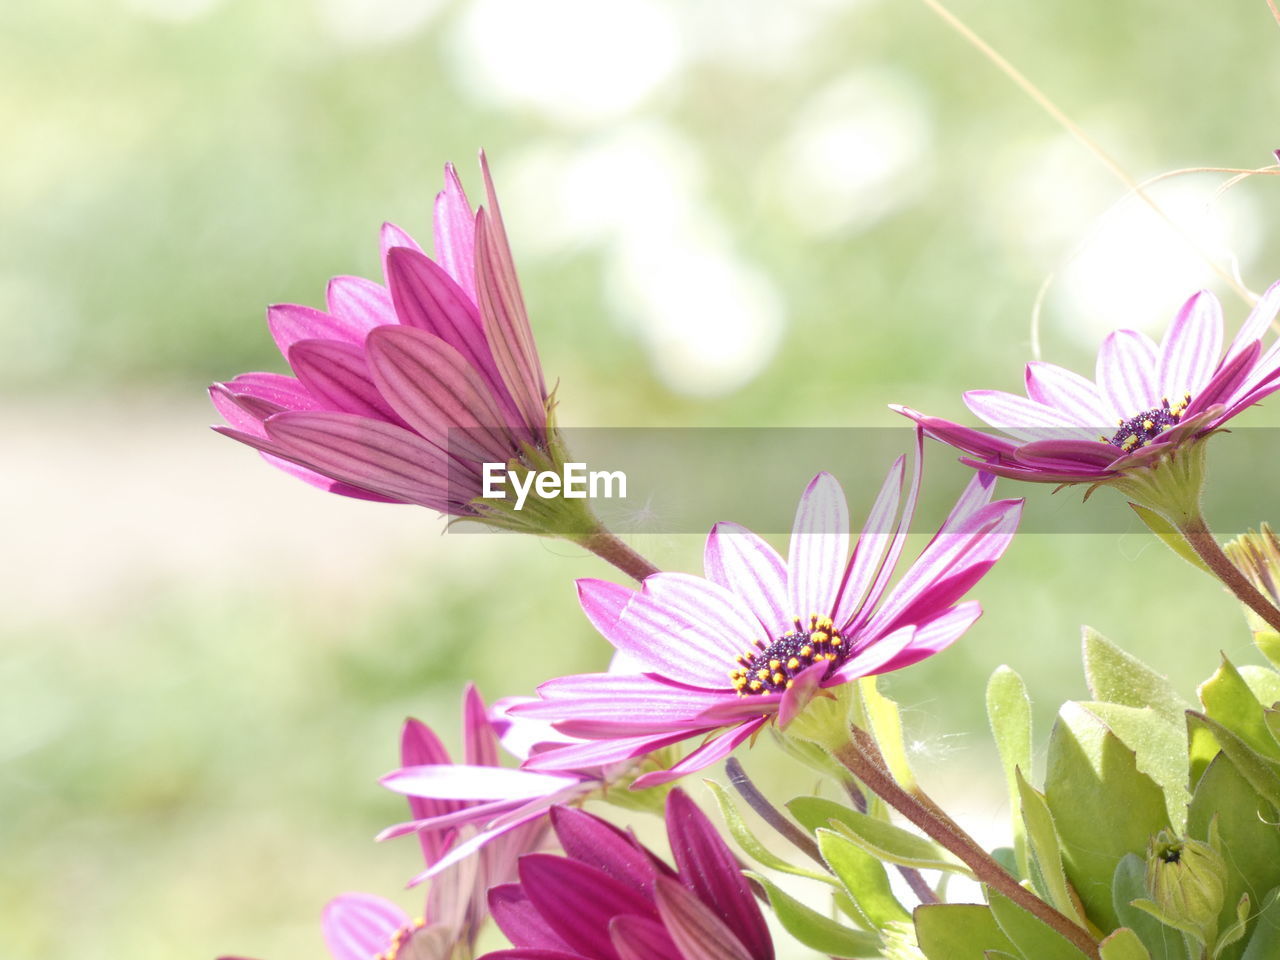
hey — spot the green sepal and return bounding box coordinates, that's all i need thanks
[986,888,1091,960]
[859,676,918,791]
[987,665,1032,880]
[1017,767,1085,925]
[746,871,883,957]
[787,796,973,877]
[1098,928,1153,960]
[1239,665,1280,708]
[1130,503,1212,573]
[1199,657,1280,762]
[700,779,838,886]
[1045,702,1172,931]
[817,828,911,929]
[913,904,1017,960]
[1112,854,1185,960]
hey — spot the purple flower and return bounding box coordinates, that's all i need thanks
[379,686,620,888]
[893,283,1280,487]
[510,437,1022,789]
[480,788,774,960]
[210,155,549,518]
[320,890,459,960]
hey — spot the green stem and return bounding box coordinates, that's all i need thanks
[574,527,660,583]
[1178,516,1280,635]
[833,727,1100,960]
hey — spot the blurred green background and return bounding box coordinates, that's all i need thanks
[5,0,1280,956]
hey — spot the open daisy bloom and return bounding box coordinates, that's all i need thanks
[892,283,1280,520]
[510,435,1022,789]
[481,789,774,960]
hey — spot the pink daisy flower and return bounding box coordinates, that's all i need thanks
[209,155,549,518]
[893,283,1280,488]
[510,436,1022,789]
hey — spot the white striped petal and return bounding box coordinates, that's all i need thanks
[1159,291,1223,399]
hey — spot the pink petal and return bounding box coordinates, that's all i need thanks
[379,221,423,274]
[576,579,743,687]
[891,405,1021,458]
[384,245,517,419]
[376,797,519,841]
[642,573,762,658]
[518,855,658,957]
[381,764,579,801]
[261,411,457,508]
[1159,290,1223,400]
[1095,329,1160,416]
[322,893,407,960]
[1226,278,1280,359]
[434,162,477,296]
[1024,361,1115,425]
[654,876,756,960]
[364,325,522,462]
[326,275,395,333]
[630,718,769,790]
[827,624,918,683]
[775,660,829,730]
[611,915,681,960]
[870,601,982,674]
[267,303,364,360]
[400,718,458,864]
[474,180,546,435]
[832,455,905,628]
[1187,339,1261,413]
[786,472,850,620]
[963,390,1099,439]
[703,522,791,637]
[519,729,699,774]
[489,884,575,954]
[462,683,499,769]
[935,470,997,534]
[865,501,1021,636]
[1012,438,1119,468]
[841,429,924,633]
[519,675,725,738]
[288,339,403,422]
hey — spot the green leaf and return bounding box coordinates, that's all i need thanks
[1239,665,1280,708]
[1112,854,1186,960]
[1099,928,1153,960]
[987,665,1032,879]
[986,888,1090,960]
[1241,888,1280,960]
[1189,720,1221,793]
[1187,754,1280,960]
[746,871,883,958]
[1187,712,1280,809]
[859,675,918,791]
[1077,701,1189,832]
[1199,657,1280,762]
[787,796,973,877]
[1214,894,1253,958]
[913,904,1016,960]
[1017,767,1085,925]
[818,828,910,929]
[1130,503,1212,573]
[1082,627,1188,724]
[1045,702,1172,931]
[701,779,837,885]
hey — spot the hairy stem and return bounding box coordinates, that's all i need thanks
[1180,516,1280,635]
[834,728,1100,960]
[575,528,660,583]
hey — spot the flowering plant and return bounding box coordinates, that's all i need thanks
[211,101,1280,960]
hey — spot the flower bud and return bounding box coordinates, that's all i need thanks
[1143,830,1227,945]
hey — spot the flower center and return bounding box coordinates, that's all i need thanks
[1103,394,1191,452]
[728,615,846,696]
[378,918,429,960]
